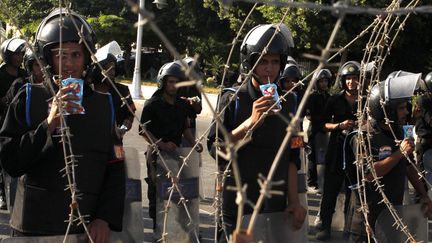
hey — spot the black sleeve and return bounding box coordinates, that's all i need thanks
[206,91,236,160]
[323,95,336,124]
[95,161,126,231]
[3,78,26,107]
[138,99,154,135]
[420,96,432,125]
[0,88,54,177]
[118,84,136,113]
[190,86,202,115]
[344,132,360,185]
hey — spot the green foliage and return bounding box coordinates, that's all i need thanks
[205,55,224,78]
[1,0,431,77]
[20,21,41,40]
[87,14,134,48]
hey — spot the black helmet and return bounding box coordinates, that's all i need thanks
[92,53,118,84]
[23,47,41,74]
[97,53,117,68]
[313,69,332,90]
[157,61,186,90]
[35,8,96,65]
[0,38,26,64]
[240,23,294,74]
[286,56,297,65]
[363,61,375,79]
[337,61,360,89]
[280,63,301,80]
[423,72,432,92]
[181,56,204,79]
[368,72,421,122]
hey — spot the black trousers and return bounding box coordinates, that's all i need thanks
[319,165,351,230]
[307,135,318,187]
[145,150,157,222]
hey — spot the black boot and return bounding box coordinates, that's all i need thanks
[315,227,331,241]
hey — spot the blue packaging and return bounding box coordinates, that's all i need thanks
[259,83,282,112]
[403,125,414,139]
[61,78,85,115]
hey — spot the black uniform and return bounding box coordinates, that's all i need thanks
[0,81,125,235]
[305,90,330,187]
[415,95,432,160]
[110,83,135,130]
[319,91,357,231]
[139,93,191,223]
[0,64,26,115]
[3,78,28,108]
[348,126,407,240]
[207,80,301,241]
[177,85,202,130]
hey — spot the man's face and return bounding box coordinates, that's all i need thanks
[51,42,86,79]
[31,61,44,83]
[281,77,298,91]
[254,53,281,84]
[164,76,179,96]
[396,101,409,125]
[345,75,359,91]
[318,78,329,91]
[10,52,24,68]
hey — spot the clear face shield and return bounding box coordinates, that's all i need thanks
[6,39,26,53]
[95,41,122,64]
[384,72,422,102]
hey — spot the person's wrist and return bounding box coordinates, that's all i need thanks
[336,123,341,130]
[243,118,252,131]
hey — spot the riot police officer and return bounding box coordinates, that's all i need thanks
[94,42,136,145]
[416,72,432,183]
[207,23,306,242]
[0,38,27,210]
[305,69,332,191]
[316,61,360,240]
[0,8,125,241]
[0,38,27,99]
[3,47,45,107]
[176,57,202,144]
[139,61,203,231]
[347,72,432,242]
[279,62,303,103]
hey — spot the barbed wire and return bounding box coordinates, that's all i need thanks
[127,0,428,240]
[233,0,432,16]
[352,0,426,241]
[1,0,431,242]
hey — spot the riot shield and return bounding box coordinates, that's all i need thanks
[374,204,427,243]
[154,148,200,243]
[1,234,86,243]
[110,147,144,242]
[241,212,308,243]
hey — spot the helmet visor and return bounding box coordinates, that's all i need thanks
[384,73,421,102]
